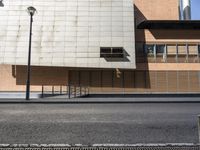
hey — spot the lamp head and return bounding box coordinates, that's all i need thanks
[27,6,36,16]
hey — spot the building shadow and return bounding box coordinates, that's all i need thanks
[134,4,151,90]
[149,29,200,40]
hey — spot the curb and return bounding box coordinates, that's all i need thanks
[1,100,200,104]
[1,99,200,104]
[0,143,199,148]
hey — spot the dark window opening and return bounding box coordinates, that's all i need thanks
[156,45,165,54]
[112,48,123,54]
[156,45,166,63]
[145,45,154,57]
[198,45,200,55]
[100,47,111,54]
[100,47,124,58]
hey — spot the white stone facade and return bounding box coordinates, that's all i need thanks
[0,0,135,69]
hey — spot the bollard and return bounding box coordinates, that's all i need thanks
[68,85,71,99]
[74,86,76,98]
[198,115,200,143]
[80,86,82,97]
[41,85,44,98]
[52,86,54,95]
[60,86,62,95]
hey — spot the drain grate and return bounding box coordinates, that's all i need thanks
[0,146,200,150]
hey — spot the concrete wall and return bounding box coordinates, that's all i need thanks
[0,0,135,69]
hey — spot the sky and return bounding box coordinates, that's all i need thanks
[191,0,200,20]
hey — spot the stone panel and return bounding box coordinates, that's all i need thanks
[0,0,135,69]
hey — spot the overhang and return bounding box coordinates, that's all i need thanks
[137,20,200,29]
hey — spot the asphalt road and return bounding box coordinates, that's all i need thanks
[0,103,199,144]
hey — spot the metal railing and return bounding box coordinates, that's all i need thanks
[41,85,89,99]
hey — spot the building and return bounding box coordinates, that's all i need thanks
[0,0,200,94]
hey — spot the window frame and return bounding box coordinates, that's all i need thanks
[145,44,155,58]
[100,47,124,58]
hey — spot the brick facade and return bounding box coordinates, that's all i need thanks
[0,0,200,94]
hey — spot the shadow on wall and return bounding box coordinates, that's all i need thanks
[134,4,151,89]
[12,66,152,92]
[149,29,200,39]
[69,69,151,91]
[9,65,200,93]
[14,65,69,86]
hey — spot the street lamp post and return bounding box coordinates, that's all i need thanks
[26,6,36,100]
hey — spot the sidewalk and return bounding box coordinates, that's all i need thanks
[0,96,200,103]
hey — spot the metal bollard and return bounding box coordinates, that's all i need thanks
[68,85,71,99]
[198,115,200,143]
[80,86,82,97]
[52,86,54,95]
[74,86,76,98]
[41,85,44,98]
[60,86,62,95]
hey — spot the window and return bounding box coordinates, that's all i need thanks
[112,47,123,54]
[167,45,177,55]
[100,47,124,58]
[198,45,200,55]
[188,45,198,63]
[145,45,154,57]
[177,45,188,63]
[166,45,177,63]
[156,45,166,62]
[188,45,197,55]
[156,45,165,55]
[100,47,111,54]
[178,45,187,55]
[145,44,155,63]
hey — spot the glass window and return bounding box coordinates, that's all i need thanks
[100,47,124,58]
[198,45,200,55]
[188,45,198,63]
[188,45,198,55]
[112,47,124,58]
[177,45,187,63]
[167,45,177,63]
[156,45,165,55]
[112,48,123,54]
[178,45,187,55]
[167,45,177,55]
[146,45,154,57]
[100,47,111,54]
[156,45,166,63]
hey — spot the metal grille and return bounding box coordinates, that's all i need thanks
[0,146,200,150]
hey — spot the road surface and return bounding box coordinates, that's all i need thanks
[0,103,199,144]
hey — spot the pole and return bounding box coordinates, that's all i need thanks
[198,115,200,143]
[68,85,71,99]
[26,14,33,100]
